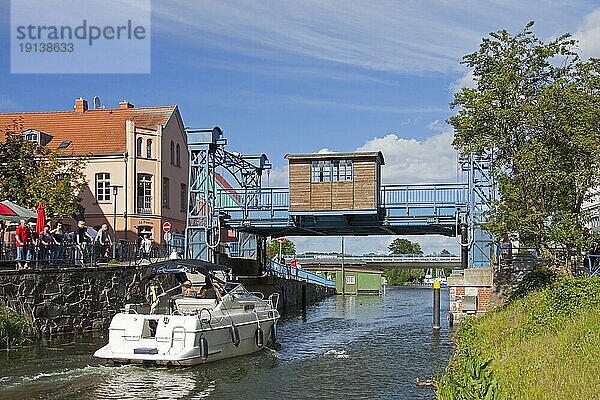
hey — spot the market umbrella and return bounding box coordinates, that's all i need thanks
[0,200,37,222]
[36,204,46,234]
[0,203,17,218]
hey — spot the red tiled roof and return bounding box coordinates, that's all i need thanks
[0,106,177,154]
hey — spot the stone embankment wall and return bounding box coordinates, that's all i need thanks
[240,275,336,316]
[0,266,146,335]
[0,266,335,335]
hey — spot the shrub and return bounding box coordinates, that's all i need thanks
[0,304,30,348]
[508,268,557,301]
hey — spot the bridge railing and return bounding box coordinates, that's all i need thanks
[266,260,336,288]
[288,254,460,263]
[216,187,289,212]
[380,183,468,211]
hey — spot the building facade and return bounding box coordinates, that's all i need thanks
[0,98,189,243]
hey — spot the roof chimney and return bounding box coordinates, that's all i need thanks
[74,98,88,113]
[119,101,134,109]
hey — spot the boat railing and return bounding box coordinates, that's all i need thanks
[250,291,265,300]
[267,292,280,311]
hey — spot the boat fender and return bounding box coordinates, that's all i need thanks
[199,336,209,360]
[270,323,277,343]
[230,324,240,347]
[255,326,264,348]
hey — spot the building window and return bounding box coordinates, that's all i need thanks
[176,143,181,167]
[137,174,152,214]
[170,141,175,165]
[180,183,187,212]
[136,138,142,157]
[346,275,355,285]
[95,173,111,202]
[162,177,170,208]
[332,160,353,182]
[146,139,152,159]
[311,160,331,182]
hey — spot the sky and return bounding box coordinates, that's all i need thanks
[1,1,600,255]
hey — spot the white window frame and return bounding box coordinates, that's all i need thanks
[95,172,111,202]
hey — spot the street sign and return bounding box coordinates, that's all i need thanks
[277,237,286,243]
[163,232,172,242]
[162,221,172,233]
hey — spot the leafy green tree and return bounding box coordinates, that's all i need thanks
[0,119,87,218]
[267,238,296,259]
[384,268,425,286]
[449,22,600,274]
[388,238,423,255]
[440,249,452,256]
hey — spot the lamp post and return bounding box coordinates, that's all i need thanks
[111,185,123,259]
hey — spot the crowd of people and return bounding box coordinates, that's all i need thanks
[3,219,120,269]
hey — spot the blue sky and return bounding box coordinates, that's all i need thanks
[1,1,600,254]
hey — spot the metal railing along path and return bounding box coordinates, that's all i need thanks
[266,260,336,288]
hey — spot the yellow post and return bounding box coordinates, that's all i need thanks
[433,279,441,329]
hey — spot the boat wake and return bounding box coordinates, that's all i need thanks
[324,349,349,359]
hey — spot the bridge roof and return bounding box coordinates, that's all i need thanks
[285,151,384,164]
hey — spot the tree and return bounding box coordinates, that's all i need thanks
[449,22,600,274]
[0,119,87,218]
[388,238,423,255]
[267,238,296,259]
[440,249,452,256]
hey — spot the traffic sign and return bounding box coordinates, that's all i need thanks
[162,221,172,233]
[163,232,172,242]
[277,237,286,243]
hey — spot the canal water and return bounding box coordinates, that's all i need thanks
[0,286,453,400]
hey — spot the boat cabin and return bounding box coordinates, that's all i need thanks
[285,151,385,212]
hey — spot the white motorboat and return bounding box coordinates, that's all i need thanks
[423,269,448,287]
[94,260,280,366]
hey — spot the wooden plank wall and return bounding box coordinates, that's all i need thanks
[289,160,311,210]
[288,158,378,211]
[353,160,376,209]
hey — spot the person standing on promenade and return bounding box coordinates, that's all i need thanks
[95,224,113,262]
[50,222,65,265]
[74,221,93,266]
[15,219,32,270]
[38,225,56,265]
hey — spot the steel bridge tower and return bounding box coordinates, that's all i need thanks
[460,152,497,268]
[184,127,271,262]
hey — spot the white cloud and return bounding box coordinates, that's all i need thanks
[449,70,476,94]
[357,121,458,184]
[574,8,600,59]
[265,165,288,187]
[317,148,334,154]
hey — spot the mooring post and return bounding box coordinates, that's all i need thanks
[433,279,441,330]
[301,280,307,321]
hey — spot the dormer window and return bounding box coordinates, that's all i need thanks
[22,129,53,146]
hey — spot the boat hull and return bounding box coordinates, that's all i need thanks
[94,311,278,366]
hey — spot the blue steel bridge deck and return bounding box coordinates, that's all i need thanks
[216,183,468,237]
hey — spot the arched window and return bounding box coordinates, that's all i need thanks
[176,143,181,167]
[170,141,174,165]
[136,138,142,157]
[146,139,152,159]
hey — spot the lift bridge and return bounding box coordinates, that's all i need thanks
[184,127,496,269]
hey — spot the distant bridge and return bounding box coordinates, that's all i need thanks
[285,254,461,269]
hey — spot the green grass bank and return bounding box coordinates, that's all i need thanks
[437,275,600,400]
